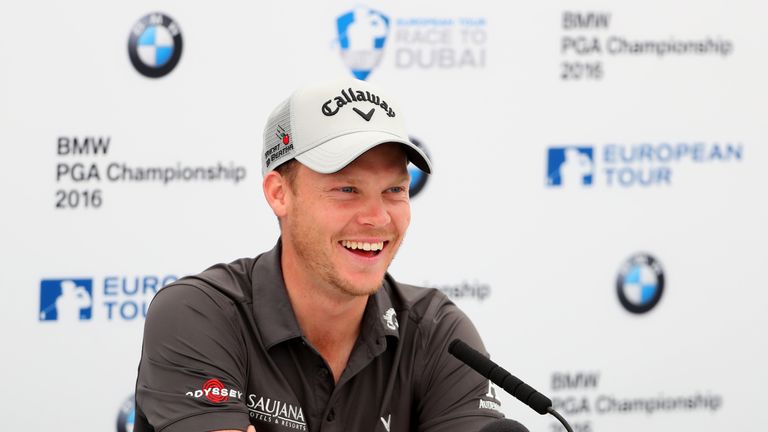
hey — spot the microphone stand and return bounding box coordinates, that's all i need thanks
[547,406,573,432]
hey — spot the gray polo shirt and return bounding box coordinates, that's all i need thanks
[134,241,503,432]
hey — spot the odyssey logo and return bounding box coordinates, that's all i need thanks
[39,279,93,321]
[116,394,135,432]
[335,7,390,80]
[547,147,594,187]
[128,12,183,78]
[616,253,664,314]
[186,378,242,403]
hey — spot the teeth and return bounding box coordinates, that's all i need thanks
[342,240,385,251]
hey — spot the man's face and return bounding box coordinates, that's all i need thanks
[282,143,411,298]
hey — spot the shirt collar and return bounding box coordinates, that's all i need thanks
[251,239,303,349]
[370,279,401,339]
[251,238,401,350]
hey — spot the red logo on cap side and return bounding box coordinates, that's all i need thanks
[203,378,228,403]
[276,125,290,145]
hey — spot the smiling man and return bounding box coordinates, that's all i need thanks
[134,78,504,432]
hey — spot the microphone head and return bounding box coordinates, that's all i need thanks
[448,338,495,377]
[449,338,552,415]
[479,419,530,432]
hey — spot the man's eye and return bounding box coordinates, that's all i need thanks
[388,186,406,193]
[339,186,355,193]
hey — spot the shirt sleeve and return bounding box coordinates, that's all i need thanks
[414,295,505,432]
[134,283,250,432]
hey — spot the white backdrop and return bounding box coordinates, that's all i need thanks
[1,1,766,431]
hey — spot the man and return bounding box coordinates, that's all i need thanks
[134,78,504,431]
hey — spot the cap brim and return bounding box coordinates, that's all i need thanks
[295,131,432,174]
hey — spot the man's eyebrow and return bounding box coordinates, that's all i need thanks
[327,174,362,184]
[395,173,410,183]
[326,171,410,184]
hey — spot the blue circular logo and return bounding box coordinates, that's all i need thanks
[128,13,183,78]
[408,136,430,198]
[616,253,664,314]
[116,394,135,432]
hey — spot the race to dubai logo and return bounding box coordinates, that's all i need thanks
[335,7,390,80]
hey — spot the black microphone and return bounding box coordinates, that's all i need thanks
[449,339,575,432]
[448,339,551,414]
[479,419,529,432]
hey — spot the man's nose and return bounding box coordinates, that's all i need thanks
[356,196,391,227]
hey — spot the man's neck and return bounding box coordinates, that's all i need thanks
[280,248,368,383]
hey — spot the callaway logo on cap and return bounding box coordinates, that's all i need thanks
[262,78,432,176]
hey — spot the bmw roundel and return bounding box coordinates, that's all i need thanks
[116,394,135,432]
[616,253,665,314]
[128,13,183,78]
[408,136,430,198]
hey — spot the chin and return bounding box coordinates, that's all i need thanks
[336,274,385,297]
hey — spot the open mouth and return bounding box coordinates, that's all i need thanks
[340,240,388,258]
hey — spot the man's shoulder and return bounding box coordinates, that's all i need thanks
[387,276,487,366]
[387,277,462,328]
[159,256,258,306]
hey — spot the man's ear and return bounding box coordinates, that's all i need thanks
[263,170,290,218]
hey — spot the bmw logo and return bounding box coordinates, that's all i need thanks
[116,394,135,432]
[128,13,183,78]
[408,136,430,198]
[616,253,665,314]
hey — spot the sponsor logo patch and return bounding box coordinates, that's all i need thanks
[382,307,399,330]
[185,379,243,403]
[321,87,396,118]
[247,393,307,430]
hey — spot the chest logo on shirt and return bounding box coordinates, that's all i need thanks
[382,307,399,331]
[247,393,307,431]
[185,378,243,403]
[380,413,392,431]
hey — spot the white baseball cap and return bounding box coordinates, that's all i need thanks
[261,78,432,176]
